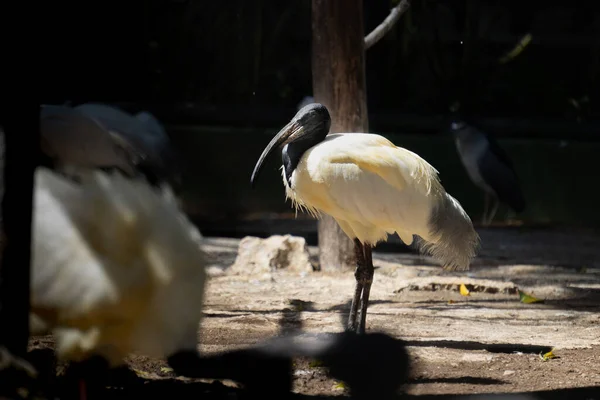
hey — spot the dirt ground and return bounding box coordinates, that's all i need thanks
[27,227,600,399]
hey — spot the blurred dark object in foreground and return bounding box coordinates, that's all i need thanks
[168,330,411,399]
[0,104,40,396]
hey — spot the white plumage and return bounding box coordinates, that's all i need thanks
[284,133,478,270]
[251,103,479,334]
[30,167,207,367]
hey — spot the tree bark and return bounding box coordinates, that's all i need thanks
[311,0,369,272]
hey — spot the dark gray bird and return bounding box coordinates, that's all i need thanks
[74,103,179,185]
[39,103,181,191]
[450,119,526,226]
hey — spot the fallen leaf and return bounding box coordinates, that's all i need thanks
[160,367,174,374]
[132,368,152,379]
[447,299,456,304]
[333,381,346,390]
[518,289,543,304]
[459,284,471,296]
[539,349,558,362]
[308,360,324,368]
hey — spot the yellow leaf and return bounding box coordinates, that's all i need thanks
[539,349,557,361]
[518,289,543,304]
[160,367,174,374]
[447,299,455,305]
[132,368,152,379]
[333,381,346,390]
[309,360,324,368]
[459,284,471,296]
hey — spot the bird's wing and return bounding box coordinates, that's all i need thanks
[31,168,155,328]
[461,125,525,211]
[481,129,518,172]
[476,147,526,212]
[32,167,207,360]
[296,134,443,244]
[322,134,441,195]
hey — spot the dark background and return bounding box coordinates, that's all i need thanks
[37,0,600,234]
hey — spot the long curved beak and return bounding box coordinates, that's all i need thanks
[250,121,302,188]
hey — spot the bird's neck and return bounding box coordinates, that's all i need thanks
[282,134,324,186]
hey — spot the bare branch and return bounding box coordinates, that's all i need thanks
[498,33,533,64]
[364,0,411,50]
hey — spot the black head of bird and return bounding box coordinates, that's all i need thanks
[250,102,330,188]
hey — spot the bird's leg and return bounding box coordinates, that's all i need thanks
[347,239,366,332]
[482,193,490,226]
[486,198,499,225]
[79,379,87,400]
[63,356,109,400]
[357,244,375,335]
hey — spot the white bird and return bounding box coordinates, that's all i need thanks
[30,166,207,397]
[251,103,480,334]
[34,103,204,398]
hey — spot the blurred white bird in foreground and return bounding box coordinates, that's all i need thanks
[30,166,207,396]
[251,103,480,334]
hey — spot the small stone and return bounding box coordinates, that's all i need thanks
[230,235,313,275]
[451,363,459,367]
[503,370,516,376]
[206,266,225,276]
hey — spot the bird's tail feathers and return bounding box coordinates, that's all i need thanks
[416,192,480,271]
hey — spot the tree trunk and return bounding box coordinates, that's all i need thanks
[311,0,369,272]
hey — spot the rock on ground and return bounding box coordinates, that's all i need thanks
[230,235,314,275]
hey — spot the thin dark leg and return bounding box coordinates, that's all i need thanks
[357,245,375,334]
[63,356,109,400]
[347,239,366,332]
[487,198,499,225]
[482,192,490,226]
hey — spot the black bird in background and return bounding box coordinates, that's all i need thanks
[450,117,526,226]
